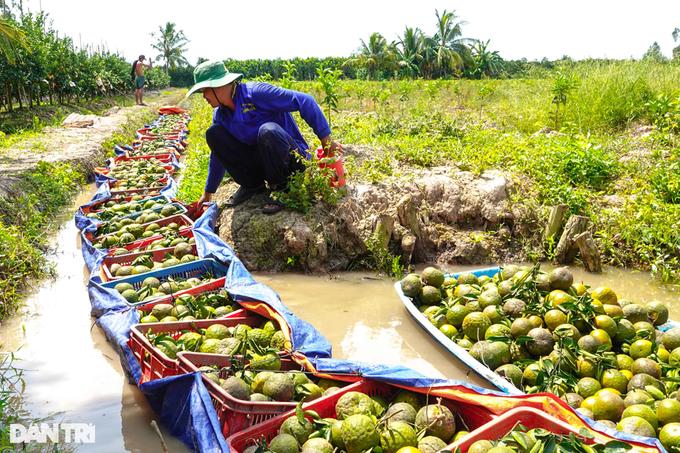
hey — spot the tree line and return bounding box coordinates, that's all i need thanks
[165,10,680,86]
[0,10,171,112]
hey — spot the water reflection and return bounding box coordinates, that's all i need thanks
[255,263,680,389]
[0,185,189,452]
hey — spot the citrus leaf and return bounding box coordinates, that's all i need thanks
[603,441,632,453]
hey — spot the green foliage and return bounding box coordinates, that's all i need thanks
[0,162,83,319]
[273,153,342,214]
[643,42,667,63]
[145,66,171,90]
[553,137,618,190]
[224,56,353,81]
[0,10,133,111]
[150,22,189,73]
[468,39,504,79]
[279,61,297,89]
[180,60,680,281]
[646,92,680,134]
[344,32,396,81]
[551,69,579,129]
[316,66,343,129]
[0,352,24,449]
[365,234,404,278]
[650,161,680,204]
[168,66,194,87]
[0,17,30,64]
[176,96,214,202]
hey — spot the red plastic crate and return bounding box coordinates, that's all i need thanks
[107,229,194,254]
[128,315,266,384]
[138,127,185,137]
[178,352,311,438]
[137,129,181,140]
[85,213,193,245]
[109,174,169,189]
[445,407,600,452]
[182,202,210,221]
[109,176,169,192]
[81,194,169,216]
[96,163,176,177]
[100,243,198,282]
[125,148,180,160]
[111,154,174,166]
[226,379,497,453]
[133,278,232,314]
[132,139,186,151]
[109,187,164,197]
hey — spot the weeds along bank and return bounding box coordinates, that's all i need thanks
[179,61,680,280]
[0,162,82,318]
[0,92,183,322]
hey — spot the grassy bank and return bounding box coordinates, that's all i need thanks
[176,97,213,202]
[0,162,83,318]
[0,91,184,321]
[179,60,680,282]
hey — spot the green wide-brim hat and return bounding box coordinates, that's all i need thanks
[186,61,243,97]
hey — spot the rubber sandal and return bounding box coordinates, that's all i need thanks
[223,185,265,208]
[261,196,285,214]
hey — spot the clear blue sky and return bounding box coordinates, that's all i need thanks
[21,0,680,64]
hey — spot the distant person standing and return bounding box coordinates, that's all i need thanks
[131,55,152,105]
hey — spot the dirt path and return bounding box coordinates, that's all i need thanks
[0,90,186,198]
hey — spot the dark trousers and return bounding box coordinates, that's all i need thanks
[206,122,305,190]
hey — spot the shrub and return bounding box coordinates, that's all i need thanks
[146,67,171,90]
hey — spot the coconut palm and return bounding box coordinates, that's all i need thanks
[344,32,395,80]
[397,27,426,79]
[0,18,30,64]
[150,22,189,74]
[428,9,474,78]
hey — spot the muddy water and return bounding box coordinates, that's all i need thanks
[2,183,680,452]
[255,265,680,387]
[0,184,189,453]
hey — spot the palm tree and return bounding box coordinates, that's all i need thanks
[150,22,189,74]
[470,40,504,78]
[397,27,426,79]
[0,18,30,64]
[428,9,474,78]
[344,32,395,80]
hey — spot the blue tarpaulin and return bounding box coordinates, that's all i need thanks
[114,144,134,156]
[106,152,182,172]
[78,121,667,453]
[85,202,333,452]
[75,178,179,232]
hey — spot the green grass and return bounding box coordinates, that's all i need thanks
[307,61,680,281]
[176,97,214,202]
[178,60,680,281]
[0,162,84,319]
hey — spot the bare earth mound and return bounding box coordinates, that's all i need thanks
[213,167,537,272]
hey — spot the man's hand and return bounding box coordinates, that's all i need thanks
[197,191,212,209]
[320,135,342,156]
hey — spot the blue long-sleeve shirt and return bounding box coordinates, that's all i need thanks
[204,82,331,193]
